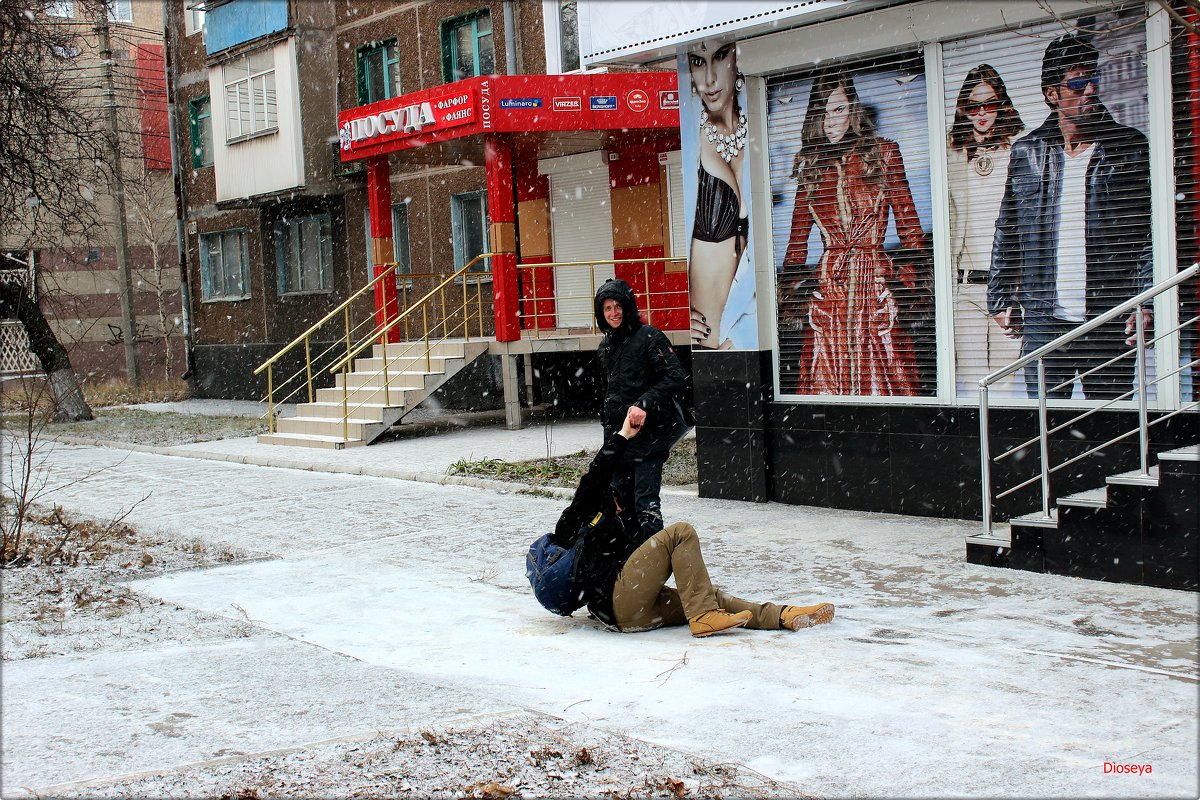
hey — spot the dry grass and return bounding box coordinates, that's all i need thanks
[83,377,190,407]
[1,501,261,661]
[448,438,697,488]
[40,408,267,446]
[0,376,189,414]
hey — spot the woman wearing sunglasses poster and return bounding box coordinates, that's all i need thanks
[947,64,1025,397]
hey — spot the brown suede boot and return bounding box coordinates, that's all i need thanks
[688,609,752,638]
[780,603,835,631]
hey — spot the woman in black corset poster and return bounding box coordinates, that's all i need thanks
[684,38,758,350]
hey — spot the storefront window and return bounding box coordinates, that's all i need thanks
[943,12,1150,402]
[767,53,934,397]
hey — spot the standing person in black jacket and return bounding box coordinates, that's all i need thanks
[594,279,689,539]
[549,407,835,637]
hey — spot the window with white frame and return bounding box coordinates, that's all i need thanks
[108,0,132,23]
[198,229,250,301]
[184,6,205,36]
[451,192,489,273]
[45,0,73,17]
[542,0,581,73]
[558,0,579,72]
[275,214,333,295]
[223,49,277,142]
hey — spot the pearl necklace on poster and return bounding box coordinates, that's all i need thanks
[701,109,747,163]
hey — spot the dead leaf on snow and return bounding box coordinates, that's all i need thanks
[468,781,516,799]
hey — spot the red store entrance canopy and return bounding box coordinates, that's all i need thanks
[338,72,681,161]
[337,72,683,343]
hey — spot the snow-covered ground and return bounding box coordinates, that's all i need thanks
[2,423,1196,798]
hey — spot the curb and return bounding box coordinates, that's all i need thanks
[37,434,637,500]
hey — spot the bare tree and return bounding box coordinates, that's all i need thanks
[0,280,92,420]
[0,0,112,420]
[126,164,180,381]
[1153,0,1199,36]
[0,0,110,241]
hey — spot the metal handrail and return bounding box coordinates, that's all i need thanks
[993,316,1200,463]
[327,253,493,375]
[254,256,494,435]
[325,255,493,440]
[253,262,401,377]
[515,256,687,336]
[254,263,405,431]
[979,263,1200,535]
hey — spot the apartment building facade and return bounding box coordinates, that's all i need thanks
[1,0,182,384]
[173,0,668,403]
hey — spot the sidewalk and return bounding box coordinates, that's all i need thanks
[2,403,1197,797]
[98,400,622,494]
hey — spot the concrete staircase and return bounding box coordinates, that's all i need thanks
[967,445,1199,591]
[258,339,490,449]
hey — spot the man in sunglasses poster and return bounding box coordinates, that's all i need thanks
[988,33,1152,400]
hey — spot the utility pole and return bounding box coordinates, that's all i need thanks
[95,2,141,384]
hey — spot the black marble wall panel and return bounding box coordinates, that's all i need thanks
[693,349,769,502]
[191,342,339,400]
[696,426,769,502]
[758,400,1198,522]
[1143,460,1199,590]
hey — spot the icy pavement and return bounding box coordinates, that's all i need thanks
[2,427,1197,798]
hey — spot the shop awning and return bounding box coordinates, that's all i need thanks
[336,72,681,165]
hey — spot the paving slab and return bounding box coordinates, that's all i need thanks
[4,430,1197,798]
[124,526,1199,799]
[1,634,512,793]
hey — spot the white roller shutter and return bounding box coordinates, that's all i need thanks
[942,10,1152,402]
[663,151,686,257]
[543,152,614,327]
[766,51,934,397]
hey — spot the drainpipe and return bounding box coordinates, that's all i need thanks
[503,0,518,74]
[163,0,194,380]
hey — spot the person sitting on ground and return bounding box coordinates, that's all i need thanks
[548,407,836,637]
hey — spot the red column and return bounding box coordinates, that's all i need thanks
[485,134,520,341]
[366,156,400,344]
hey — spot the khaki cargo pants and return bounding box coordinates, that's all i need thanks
[611,521,783,632]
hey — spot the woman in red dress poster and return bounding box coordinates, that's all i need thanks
[781,71,927,396]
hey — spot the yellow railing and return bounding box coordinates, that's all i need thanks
[323,254,493,440]
[516,257,688,337]
[254,255,493,436]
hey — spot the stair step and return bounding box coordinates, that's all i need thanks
[1107,466,1159,487]
[1058,487,1107,509]
[1158,445,1200,462]
[1010,509,1058,528]
[286,414,382,426]
[261,338,489,450]
[355,356,450,372]
[256,432,365,449]
[371,341,467,359]
[965,531,1011,548]
[337,373,429,390]
[299,402,399,421]
[315,387,420,406]
[274,417,371,437]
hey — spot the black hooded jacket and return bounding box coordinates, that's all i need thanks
[593,279,689,460]
[549,431,646,627]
